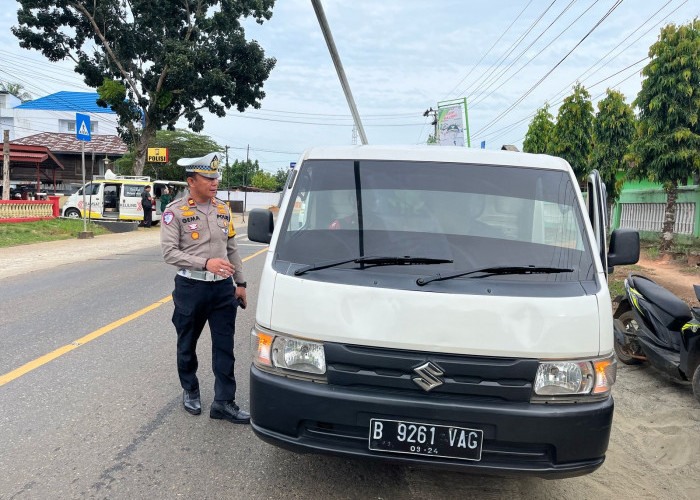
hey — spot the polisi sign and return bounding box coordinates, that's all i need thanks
[147,148,169,163]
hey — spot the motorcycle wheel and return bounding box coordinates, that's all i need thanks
[614,311,644,365]
[692,364,700,404]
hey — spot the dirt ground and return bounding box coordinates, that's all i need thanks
[593,254,700,500]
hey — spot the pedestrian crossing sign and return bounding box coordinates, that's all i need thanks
[76,113,91,142]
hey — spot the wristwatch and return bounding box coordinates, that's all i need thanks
[236,282,247,288]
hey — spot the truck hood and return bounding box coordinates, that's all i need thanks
[266,272,603,359]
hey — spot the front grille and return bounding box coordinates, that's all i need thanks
[324,343,538,402]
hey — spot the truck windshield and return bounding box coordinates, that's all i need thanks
[275,159,595,282]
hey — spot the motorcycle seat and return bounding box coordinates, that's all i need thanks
[629,274,692,324]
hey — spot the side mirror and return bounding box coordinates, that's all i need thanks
[607,228,640,271]
[248,208,274,244]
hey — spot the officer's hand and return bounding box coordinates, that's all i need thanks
[235,286,247,309]
[206,257,235,278]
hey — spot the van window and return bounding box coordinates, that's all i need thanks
[78,183,101,196]
[123,184,145,197]
[276,160,595,282]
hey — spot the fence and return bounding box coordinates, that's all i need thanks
[618,202,695,235]
[0,198,60,222]
[611,185,700,238]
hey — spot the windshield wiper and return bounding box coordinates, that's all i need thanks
[294,256,453,276]
[416,265,574,286]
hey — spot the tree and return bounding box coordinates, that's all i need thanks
[13,0,276,175]
[550,83,594,180]
[631,19,700,252]
[0,82,32,102]
[222,158,260,187]
[114,129,222,181]
[590,89,636,207]
[250,170,278,191]
[523,103,554,154]
[274,168,289,191]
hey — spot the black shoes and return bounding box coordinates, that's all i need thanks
[210,400,251,424]
[183,389,201,415]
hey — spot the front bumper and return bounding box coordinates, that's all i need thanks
[250,366,613,478]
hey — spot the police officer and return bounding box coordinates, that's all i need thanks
[140,185,153,227]
[160,152,249,424]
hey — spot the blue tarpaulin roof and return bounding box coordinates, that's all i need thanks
[15,91,116,114]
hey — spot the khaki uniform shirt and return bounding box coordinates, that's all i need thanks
[160,196,245,284]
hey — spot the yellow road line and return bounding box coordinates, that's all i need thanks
[0,247,268,388]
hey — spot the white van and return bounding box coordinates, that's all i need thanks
[62,170,187,224]
[246,145,639,478]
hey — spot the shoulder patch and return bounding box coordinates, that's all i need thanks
[163,211,175,225]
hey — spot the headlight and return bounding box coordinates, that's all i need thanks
[532,354,616,402]
[251,325,326,380]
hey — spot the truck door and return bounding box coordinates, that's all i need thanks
[587,169,608,274]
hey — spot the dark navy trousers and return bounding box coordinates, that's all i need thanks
[172,275,238,401]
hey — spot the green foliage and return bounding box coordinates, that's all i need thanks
[590,89,636,203]
[114,129,222,181]
[250,171,279,191]
[221,159,260,188]
[550,83,594,180]
[523,103,554,154]
[13,0,276,175]
[275,168,289,190]
[0,82,32,102]
[427,134,438,145]
[631,19,700,186]
[631,19,700,250]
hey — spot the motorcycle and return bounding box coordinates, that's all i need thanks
[614,273,700,403]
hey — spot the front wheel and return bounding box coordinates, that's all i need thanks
[692,364,700,404]
[64,208,81,219]
[614,311,645,365]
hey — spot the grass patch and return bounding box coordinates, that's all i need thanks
[0,219,111,247]
[608,277,626,300]
[644,246,660,260]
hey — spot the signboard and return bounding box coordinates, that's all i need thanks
[290,162,296,168]
[147,148,169,162]
[437,105,465,147]
[76,113,91,142]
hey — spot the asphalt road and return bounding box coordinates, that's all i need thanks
[3,235,695,499]
[0,235,525,500]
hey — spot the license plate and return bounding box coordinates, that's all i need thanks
[368,419,483,461]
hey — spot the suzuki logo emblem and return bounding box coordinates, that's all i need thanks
[412,361,444,391]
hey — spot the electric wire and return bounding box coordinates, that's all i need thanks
[441,0,534,101]
[473,0,625,138]
[470,0,600,109]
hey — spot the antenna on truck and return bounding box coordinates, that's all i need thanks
[310,0,368,145]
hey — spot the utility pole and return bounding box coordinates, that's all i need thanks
[224,145,230,187]
[224,145,230,204]
[243,144,249,223]
[2,130,9,200]
[311,0,368,145]
[423,107,438,142]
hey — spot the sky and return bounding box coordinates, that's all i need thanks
[0,0,697,173]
